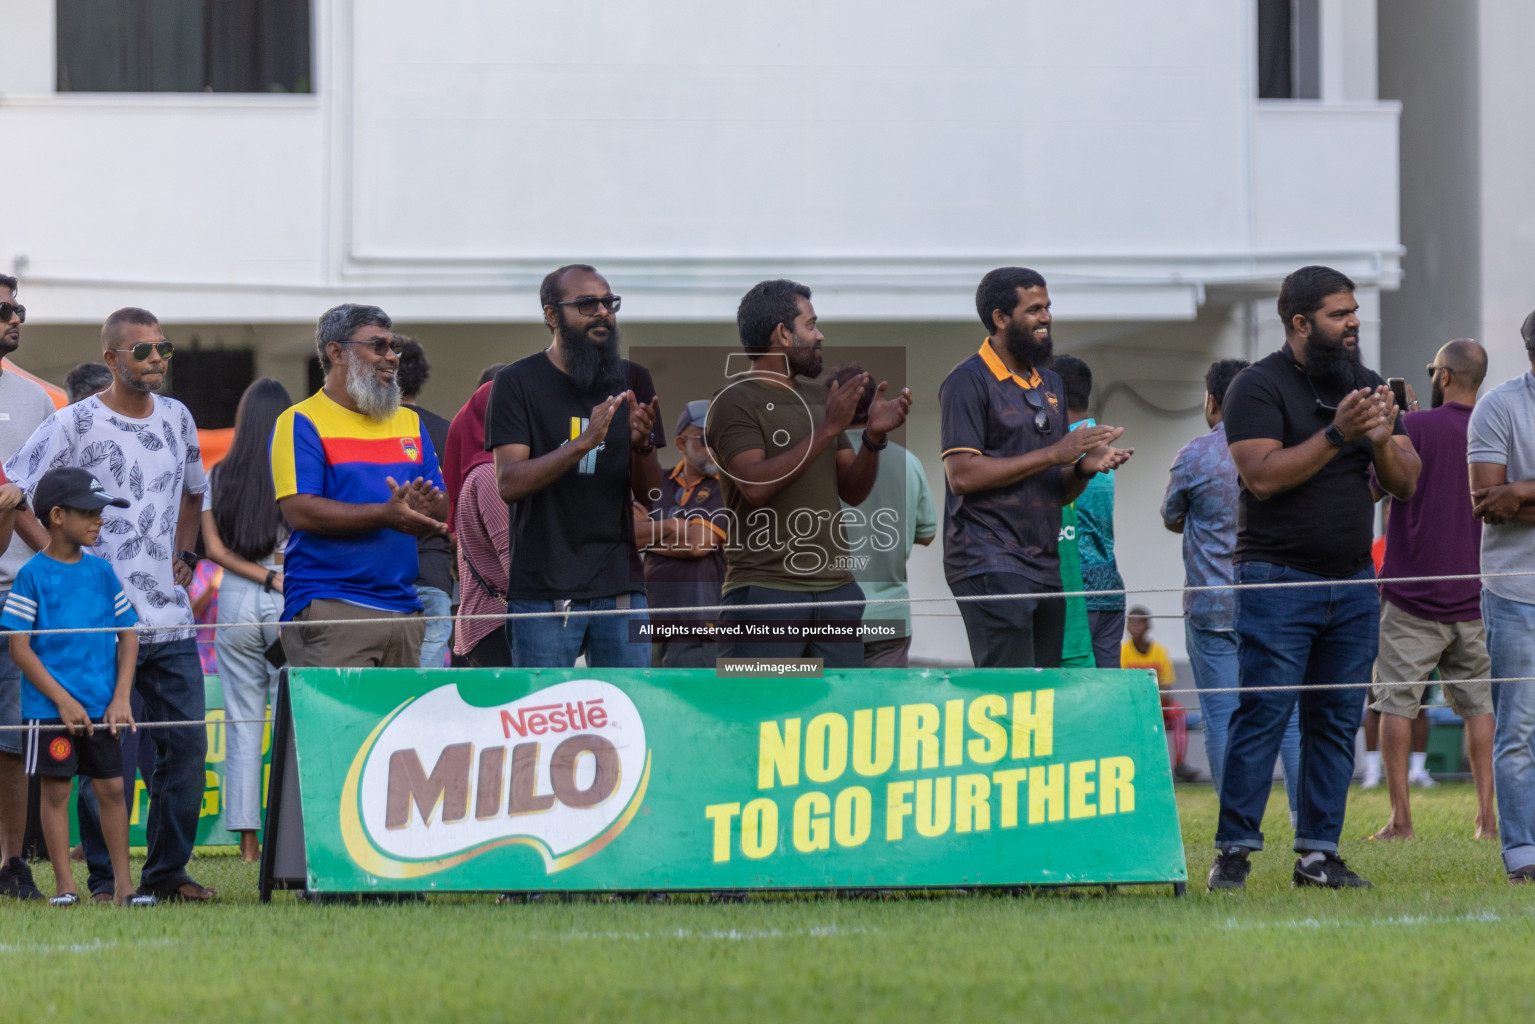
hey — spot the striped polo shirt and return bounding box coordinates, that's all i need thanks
[270,390,444,620]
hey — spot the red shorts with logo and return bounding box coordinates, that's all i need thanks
[23,720,124,780]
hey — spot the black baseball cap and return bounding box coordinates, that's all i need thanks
[33,467,129,518]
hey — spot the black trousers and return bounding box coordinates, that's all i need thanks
[952,572,1065,668]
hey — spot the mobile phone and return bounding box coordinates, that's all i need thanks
[1387,377,1408,410]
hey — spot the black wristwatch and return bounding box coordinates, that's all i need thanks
[177,550,200,570]
[1323,424,1346,448]
[1073,457,1092,480]
[632,434,656,455]
[861,430,889,452]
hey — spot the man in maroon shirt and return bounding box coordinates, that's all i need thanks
[1369,339,1495,840]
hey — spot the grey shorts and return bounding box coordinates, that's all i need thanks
[0,623,22,756]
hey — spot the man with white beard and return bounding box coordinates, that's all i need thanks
[271,304,449,668]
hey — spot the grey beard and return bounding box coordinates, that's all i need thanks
[114,362,160,393]
[346,357,401,419]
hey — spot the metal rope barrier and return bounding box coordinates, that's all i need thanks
[8,567,1535,638]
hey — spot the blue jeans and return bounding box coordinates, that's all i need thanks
[508,593,650,668]
[417,585,452,669]
[79,637,207,895]
[215,571,282,832]
[1186,620,1301,815]
[1215,562,1377,854]
[717,582,866,668]
[1484,590,1535,872]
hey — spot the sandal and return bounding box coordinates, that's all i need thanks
[122,893,158,907]
[144,880,218,903]
[49,892,80,907]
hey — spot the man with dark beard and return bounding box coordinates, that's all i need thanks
[706,279,911,667]
[271,304,449,671]
[1209,265,1420,892]
[487,265,663,668]
[939,267,1132,668]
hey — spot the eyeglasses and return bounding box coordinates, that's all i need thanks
[338,337,404,357]
[1023,387,1051,434]
[113,341,174,361]
[1426,363,1452,377]
[0,302,24,324]
[555,294,621,317]
[1303,373,1337,415]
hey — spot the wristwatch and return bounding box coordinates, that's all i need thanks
[861,430,889,452]
[1323,424,1346,448]
[177,550,201,570]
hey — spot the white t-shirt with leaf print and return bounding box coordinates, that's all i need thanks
[3,394,207,644]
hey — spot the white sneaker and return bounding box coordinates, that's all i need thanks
[1408,771,1438,789]
[1361,764,1382,789]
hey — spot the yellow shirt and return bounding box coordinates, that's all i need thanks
[1122,639,1176,689]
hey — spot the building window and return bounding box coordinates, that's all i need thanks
[170,346,254,430]
[1257,0,1319,99]
[56,0,312,93]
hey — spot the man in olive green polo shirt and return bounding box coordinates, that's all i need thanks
[706,279,912,667]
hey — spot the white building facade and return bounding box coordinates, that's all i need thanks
[0,0,1402,664]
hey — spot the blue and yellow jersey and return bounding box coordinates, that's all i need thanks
[270,390,444,620]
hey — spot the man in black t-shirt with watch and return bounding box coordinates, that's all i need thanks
[1208,265,1420,893]
[485,264,663,667]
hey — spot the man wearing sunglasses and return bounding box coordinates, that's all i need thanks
[1209,265,1419,892]
[488,264,663,668]
[4,306,216,902]
[0,274,56,900]
[272,304,448,672]
[939,267,1132,669]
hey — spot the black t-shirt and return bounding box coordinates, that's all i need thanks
[408,403,455,595]
[484,353,661,601]
[1223,347,1405,577]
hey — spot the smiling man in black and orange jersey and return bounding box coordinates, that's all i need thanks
[638,400,727,668]
[939,267,1134,668]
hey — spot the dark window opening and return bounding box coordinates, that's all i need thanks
[56,0,312,93]
[1257,0,1319,100]
[170,346,255,430]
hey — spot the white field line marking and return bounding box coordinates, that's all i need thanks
[527,925,878,942]
[0,938,177,954]
[1221,910,1503,931]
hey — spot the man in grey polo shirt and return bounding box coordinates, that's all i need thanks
[1469,310,1535,883]
[0,273,55,899]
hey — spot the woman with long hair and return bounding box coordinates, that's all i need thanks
[201,378,292,861]
[445,381,512,667]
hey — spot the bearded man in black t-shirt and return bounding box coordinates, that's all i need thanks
[1208,265,1420,893]
[485,264,663,667]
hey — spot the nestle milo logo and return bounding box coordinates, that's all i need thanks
[340,680,650,879]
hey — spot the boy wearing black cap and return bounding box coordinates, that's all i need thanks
[0,468,153,906]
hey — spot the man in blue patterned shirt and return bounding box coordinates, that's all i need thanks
[1163,359,1300,812]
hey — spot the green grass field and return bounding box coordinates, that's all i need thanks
[2,783,1531,1023]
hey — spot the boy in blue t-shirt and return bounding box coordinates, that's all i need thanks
[0,468,155,907]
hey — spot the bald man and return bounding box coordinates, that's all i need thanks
[1367,339,1494,842]
[4,306,216,902]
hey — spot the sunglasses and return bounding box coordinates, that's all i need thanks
[1023,387,1051,434]
[555,294,621,317]
[113,341,174,361]
[0,302,24,324]
[338,336,404,357]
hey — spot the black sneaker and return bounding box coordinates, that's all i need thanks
[0,857,44,901]
[1293,852,1372,889]
[1208,848,1251,891]
[1507,865,1535,885]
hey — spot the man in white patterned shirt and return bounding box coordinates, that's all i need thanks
[4,307,215,902]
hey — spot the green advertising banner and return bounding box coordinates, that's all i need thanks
[283,668,1185,893]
